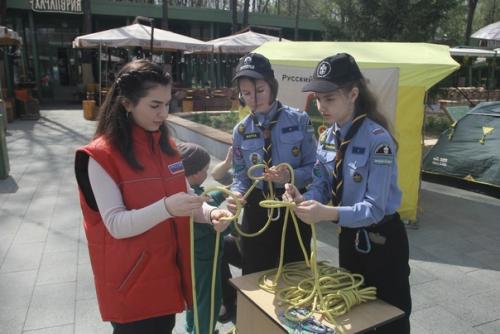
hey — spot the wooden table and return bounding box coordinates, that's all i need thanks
[230,271,404,334]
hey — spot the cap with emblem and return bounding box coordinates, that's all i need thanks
[232,53,275,81]
[302,53,363,93]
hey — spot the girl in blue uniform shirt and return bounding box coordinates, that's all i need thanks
[226,53,317,275]
[284,53,411,334]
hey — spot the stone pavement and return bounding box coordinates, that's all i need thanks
[1,107,499,334]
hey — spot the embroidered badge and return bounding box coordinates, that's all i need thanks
[168,161,184,174]
[238,124,245,134]
[282,125,298,134]
[317,61,331,78]
[244,132,260,140]
[352,146,366,155]
[250,152,261,165]
[352,172,362,183]
[292,146,300,157]
[375,144,392,155]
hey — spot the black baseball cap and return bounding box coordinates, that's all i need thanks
[232,53,275,81]
[302,53,363,93]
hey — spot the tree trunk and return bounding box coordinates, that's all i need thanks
[162,0,169,30]
[231,0,238,33]
[83,0,92,33]
[464,0,479,45]
[294,0,300,40]
[0,0,7,26]
[243,0,250,28]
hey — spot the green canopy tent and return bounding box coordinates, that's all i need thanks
[422,101,500,195]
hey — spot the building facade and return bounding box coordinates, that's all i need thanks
[4,0,323,103]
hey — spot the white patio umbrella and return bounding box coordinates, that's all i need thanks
[471,21,500,41]
[72,23,212,53]
[208,30,289,54]
[0,25,22,46]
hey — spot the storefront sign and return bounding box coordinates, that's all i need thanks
[31,0,83,14]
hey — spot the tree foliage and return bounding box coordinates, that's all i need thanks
[319,0,460,42]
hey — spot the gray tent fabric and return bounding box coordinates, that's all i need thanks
[422,102,500,190]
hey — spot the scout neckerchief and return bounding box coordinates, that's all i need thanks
[251,102,282,194]
[331,113,367,206]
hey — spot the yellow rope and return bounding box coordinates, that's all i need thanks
[189,162,376,334]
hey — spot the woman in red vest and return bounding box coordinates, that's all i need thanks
[75,59,231,334]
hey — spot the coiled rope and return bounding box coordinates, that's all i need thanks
[189,162,376,334]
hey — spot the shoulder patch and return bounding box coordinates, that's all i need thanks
[168,161,184,174]
[375,144,392,155]
[372,128,384,135]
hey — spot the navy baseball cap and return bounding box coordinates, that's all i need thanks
[302,53,363,93]
[232,53,275,81]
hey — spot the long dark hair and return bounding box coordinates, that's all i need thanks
[341,78,398,146]
[95,59,176,170]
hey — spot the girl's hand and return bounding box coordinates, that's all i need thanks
[164,192,209,217]
[226,191,245,214]
[210,209,233,232]
[282,183,304,204]
[293,200,338,224]
[263,165,291,185]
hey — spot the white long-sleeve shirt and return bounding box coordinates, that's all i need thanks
[88,157,214,239]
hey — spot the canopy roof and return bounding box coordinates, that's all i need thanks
[72,23,212,53]
[0,25,22,46]
[208,30,289,54]
[254,42,460,89]
[471,21,500,41]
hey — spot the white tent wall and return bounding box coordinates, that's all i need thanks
[273,65,400,130]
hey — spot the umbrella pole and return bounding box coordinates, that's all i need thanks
[150,26,154,60]
[99,42,102,106]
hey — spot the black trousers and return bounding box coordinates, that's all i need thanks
[220,233,242,310]
[240,189,312,275]
[111,314,176,334]
[339,213,411,334]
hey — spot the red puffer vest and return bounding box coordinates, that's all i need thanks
[74,127,192,323]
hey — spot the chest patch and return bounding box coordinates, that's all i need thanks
[352,146,365,155]
[281,125,298,134]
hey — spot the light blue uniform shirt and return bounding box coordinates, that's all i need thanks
[303,118,402,228]
[231,101,317,194]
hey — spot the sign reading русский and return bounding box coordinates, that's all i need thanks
[31,0,83,14]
